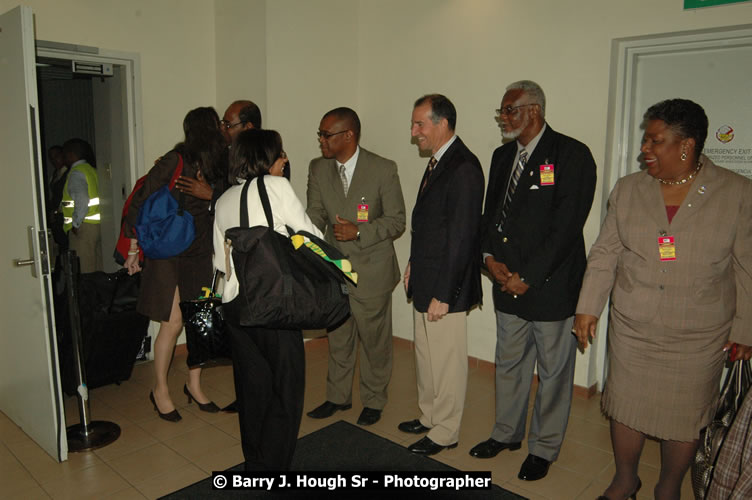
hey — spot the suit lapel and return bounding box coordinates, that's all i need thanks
[417,138,463,202]
[635,171,668,228]
[667,158,716,230]
[348,149,368,202]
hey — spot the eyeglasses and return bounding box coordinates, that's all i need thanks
[221,120,245,130]
[317,130,348,139]
[495,103,535,117]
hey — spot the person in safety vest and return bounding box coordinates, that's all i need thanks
[61,138,102,273]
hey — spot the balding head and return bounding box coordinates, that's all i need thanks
[222,100,262,144]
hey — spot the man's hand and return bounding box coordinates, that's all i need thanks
[427,298,448,322]
[501,272,529,296]
[404,262,410,293]
[333,215,358,241]
[176,170,213,201]
[485,255,512,285]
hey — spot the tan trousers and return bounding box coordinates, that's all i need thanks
[413,308,468,445]
[68,223,102,273]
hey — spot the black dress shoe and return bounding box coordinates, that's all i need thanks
[221,400,238,413]
[306,401,352,419]
[517,453,551,481]
[183,385,220,413]
[398,418,431,434]
[357,407,381,426]
[597,477,641,500]
[469,438,522,458]
[407,436,458,456]
[149,392,181,422]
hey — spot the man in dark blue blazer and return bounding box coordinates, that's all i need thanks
[398,94,485,456]
[469,81,596,481]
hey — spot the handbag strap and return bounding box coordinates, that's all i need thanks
[168,153,186,216]
[238,175,275,229]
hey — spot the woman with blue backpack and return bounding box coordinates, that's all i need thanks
[123,107,226,421]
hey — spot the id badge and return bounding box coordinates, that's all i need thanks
[658,236,676,261]
[540,164,554,186]
[357,204,369,222]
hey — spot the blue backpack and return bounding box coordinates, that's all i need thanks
[136,153,195,259]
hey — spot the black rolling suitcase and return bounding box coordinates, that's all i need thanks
[57,267,149,395]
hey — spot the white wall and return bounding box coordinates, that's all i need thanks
[9,0,752,389]
[2,0,219,168]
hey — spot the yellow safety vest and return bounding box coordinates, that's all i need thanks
[61,162,100,232]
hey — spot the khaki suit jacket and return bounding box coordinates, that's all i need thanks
[306,147,406,299]
[576,156,752,345]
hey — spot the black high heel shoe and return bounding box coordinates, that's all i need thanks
[149,391,181,422]
[597,478,641,500]
[183,384,220,413]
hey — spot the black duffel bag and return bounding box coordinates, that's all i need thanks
[224,175,352,331]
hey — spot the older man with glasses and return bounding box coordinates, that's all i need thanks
[469,80,597,481]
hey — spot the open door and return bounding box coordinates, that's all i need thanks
[0,5,67,461]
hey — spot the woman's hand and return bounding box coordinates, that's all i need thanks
[573,314,598,352]
[124,252,141,275]
[723,342,752,361]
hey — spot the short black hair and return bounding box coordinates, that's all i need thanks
[238,101,262,129]
[414,94,457,131]
[62,138,96,168]
[644,99,708,158]
[322,107,361,140]
[229,129,283,183]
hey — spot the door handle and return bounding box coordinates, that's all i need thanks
[15,258,35,266]
[15,226,51,277]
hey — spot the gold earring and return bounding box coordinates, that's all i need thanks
[681,151,687,161]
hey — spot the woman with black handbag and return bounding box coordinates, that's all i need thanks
[212,129,323,470]
[123,107,226,421]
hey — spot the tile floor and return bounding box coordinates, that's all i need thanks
[0,336,693,499]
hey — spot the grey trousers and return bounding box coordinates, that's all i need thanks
[491,310,577,461]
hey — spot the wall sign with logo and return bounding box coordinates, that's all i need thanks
[684,0,752,8]
[704,122,752,180]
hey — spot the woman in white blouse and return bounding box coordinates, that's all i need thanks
[213,129,323,471]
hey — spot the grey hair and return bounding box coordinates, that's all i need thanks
[506,80,546,118]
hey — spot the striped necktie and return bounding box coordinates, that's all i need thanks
[339,164,349,196]
[420,156,438,193]
[498,148,528,232]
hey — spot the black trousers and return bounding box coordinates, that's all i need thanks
[225,310,305,471]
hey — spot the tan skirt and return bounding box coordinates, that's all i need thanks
[601,308,730,441]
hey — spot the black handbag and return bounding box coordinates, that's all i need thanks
[224,175,352,330]
[180,270,231,368]
[692,358,752,499]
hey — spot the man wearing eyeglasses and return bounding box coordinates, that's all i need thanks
[469,80,597,481]
[221,100,262,144]
[305,107,406,428]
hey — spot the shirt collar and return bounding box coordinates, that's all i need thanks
[432,134,457,163]
[517,123,546,158]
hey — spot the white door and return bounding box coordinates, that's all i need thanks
[0,5,67,461]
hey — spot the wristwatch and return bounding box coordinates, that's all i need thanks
[356,230,361,241]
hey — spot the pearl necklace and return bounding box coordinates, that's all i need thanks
[658,161,702,186]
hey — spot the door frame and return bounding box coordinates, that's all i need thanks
[36,40,145,194]
[594,23,752,390]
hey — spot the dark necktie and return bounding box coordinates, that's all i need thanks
[498,148,528,232]
[420,156,438,194]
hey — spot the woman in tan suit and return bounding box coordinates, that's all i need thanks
[574,99,752,500]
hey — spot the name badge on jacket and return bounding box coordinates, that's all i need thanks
[658,236,676,261]
[357,204,369,222]
[540,164,554,186]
